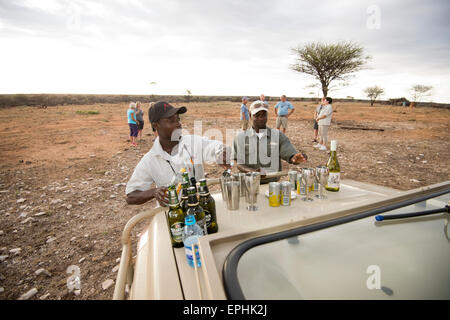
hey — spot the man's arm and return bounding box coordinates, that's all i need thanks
[199,136,231,169]
[287,107,295,118]
[126,187,168,205]
[278,131,307,164]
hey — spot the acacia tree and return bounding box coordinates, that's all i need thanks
[364,86,384,106]
[185,89,192,103]
[410,84,433,103]
[290,41,371,97]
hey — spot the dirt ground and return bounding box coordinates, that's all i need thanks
[0,101,449,300]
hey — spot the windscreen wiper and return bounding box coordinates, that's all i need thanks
[375,204,449,221]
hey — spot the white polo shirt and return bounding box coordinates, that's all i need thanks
[317,104,333,126]
[125,135,227,195]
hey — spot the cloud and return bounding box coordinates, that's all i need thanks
[0,0,449,101]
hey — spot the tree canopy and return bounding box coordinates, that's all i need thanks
[291,41,371,97]
[364,86,384,106]
[410,84,433,103]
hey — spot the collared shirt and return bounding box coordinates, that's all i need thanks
[240,104,249,120]
[125,135,226,195]
[274,101,294,116]
[318,104,333,126]
[232,127,297,183]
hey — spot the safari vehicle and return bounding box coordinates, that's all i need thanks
[113,172,450,300]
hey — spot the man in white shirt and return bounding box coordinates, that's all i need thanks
[126,101,230,206]
[314,97,333,151]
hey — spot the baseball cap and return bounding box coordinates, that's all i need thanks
[249,100,268,116]
[148,101,187,123]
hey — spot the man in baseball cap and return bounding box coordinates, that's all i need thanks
[126,101,231,207]
[232,100,307,183]
[148,101,187,123]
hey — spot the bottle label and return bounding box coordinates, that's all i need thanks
[170,222,184,243]
[204,209,211,227]
[327,172,340,188]
[185,242,201,264]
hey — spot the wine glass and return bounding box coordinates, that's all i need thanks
[315,166,329,199]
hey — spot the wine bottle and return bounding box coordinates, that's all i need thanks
[326,140,340,192]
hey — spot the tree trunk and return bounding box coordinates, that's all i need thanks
[370,100,374,106]
[321,85,328,97]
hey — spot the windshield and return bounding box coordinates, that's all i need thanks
[224,191,450,299]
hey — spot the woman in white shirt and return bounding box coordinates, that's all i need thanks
[314,97,333,151]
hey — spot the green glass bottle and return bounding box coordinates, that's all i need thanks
[198,179,218,234]
[180,168,190,185]
[180,182,190,215]
[167,184,185,248]
[326,140,341,192]
[186,186,206,234]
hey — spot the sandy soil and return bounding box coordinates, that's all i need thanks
[0,101,449,300]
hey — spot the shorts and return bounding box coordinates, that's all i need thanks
[276,116,288,129]
[129,123,138,137]
[313,119,318,130]
[137,120,144,130]
[240,119,249,130]
[318,124,329,144]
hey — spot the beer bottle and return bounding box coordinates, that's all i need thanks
[198,179,218,234]
[167,184,185,248]
[180,182,190,215]
[186,186,207,234]
[180,168,190,185]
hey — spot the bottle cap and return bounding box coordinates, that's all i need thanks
[330,140,337,151]
[185,214,196,226]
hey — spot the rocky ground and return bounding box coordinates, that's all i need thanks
[0,101,449,300]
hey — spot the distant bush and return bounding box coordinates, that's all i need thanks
[76,110,100,115]
[0,94,448,109]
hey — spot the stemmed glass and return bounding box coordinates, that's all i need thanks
[302,168,315,202]
[315,166,329,199]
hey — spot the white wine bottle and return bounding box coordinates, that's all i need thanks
[326,140,340,192]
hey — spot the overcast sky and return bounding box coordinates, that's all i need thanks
[1,0,449,102]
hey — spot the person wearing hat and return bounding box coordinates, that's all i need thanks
[126,101,231,206]
[232,100,307,184]
[240,96,250,130]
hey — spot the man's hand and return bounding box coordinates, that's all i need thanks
[291,152,308,164]
[154,187,169,207]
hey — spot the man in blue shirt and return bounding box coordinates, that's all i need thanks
[274,95,295,134]
[240,96,250,130]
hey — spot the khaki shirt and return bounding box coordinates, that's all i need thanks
[232,127,297,183]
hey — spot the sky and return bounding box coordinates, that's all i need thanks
[0,0,449,102]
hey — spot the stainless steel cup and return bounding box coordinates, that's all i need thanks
[225,181,240,210]
[232,173,246,197]
[220,175,229,202]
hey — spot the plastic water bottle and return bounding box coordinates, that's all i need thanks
[182,214,203,268]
